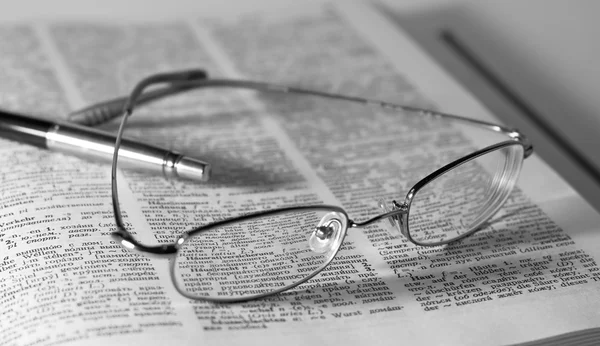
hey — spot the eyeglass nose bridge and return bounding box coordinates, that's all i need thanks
[350,200,408,237]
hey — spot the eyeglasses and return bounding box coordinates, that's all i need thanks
[72,69,532,302]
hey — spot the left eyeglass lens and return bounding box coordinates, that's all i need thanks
[172,208,348,301]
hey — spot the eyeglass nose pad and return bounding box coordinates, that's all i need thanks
[308,212,346,254]
[378,199,404,237]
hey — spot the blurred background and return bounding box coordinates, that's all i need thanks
[1,0,599,209]
[381,0,600,211]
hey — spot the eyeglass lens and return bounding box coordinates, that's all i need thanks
[407,144,524,245]
[172,209,348,300]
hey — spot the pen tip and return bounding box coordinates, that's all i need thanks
[175,156,211,182]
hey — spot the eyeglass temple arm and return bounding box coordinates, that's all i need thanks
[108,70,209,258]
[68,69,209,126]
[68,68,532,158]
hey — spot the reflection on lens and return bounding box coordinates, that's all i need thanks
[408,143,524,246]
[172,208,347,301]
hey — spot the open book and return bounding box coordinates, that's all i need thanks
[1,1,599,345]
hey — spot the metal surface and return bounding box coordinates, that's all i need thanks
[47,123,210,182]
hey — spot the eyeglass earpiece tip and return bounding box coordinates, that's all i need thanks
[185,69,209,80]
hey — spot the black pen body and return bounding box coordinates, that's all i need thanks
[0,109,52,148]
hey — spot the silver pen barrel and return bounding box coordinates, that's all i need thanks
[46,124,211,182]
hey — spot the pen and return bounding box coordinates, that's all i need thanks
[0,109,211,182]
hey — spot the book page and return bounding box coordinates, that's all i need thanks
[0,1,599,346]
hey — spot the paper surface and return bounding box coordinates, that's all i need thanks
[0,1,599,345]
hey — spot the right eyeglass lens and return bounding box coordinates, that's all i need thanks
[172,208,348,301]
[407,143,524,246]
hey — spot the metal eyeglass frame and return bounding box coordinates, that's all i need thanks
[71,69,533,302]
